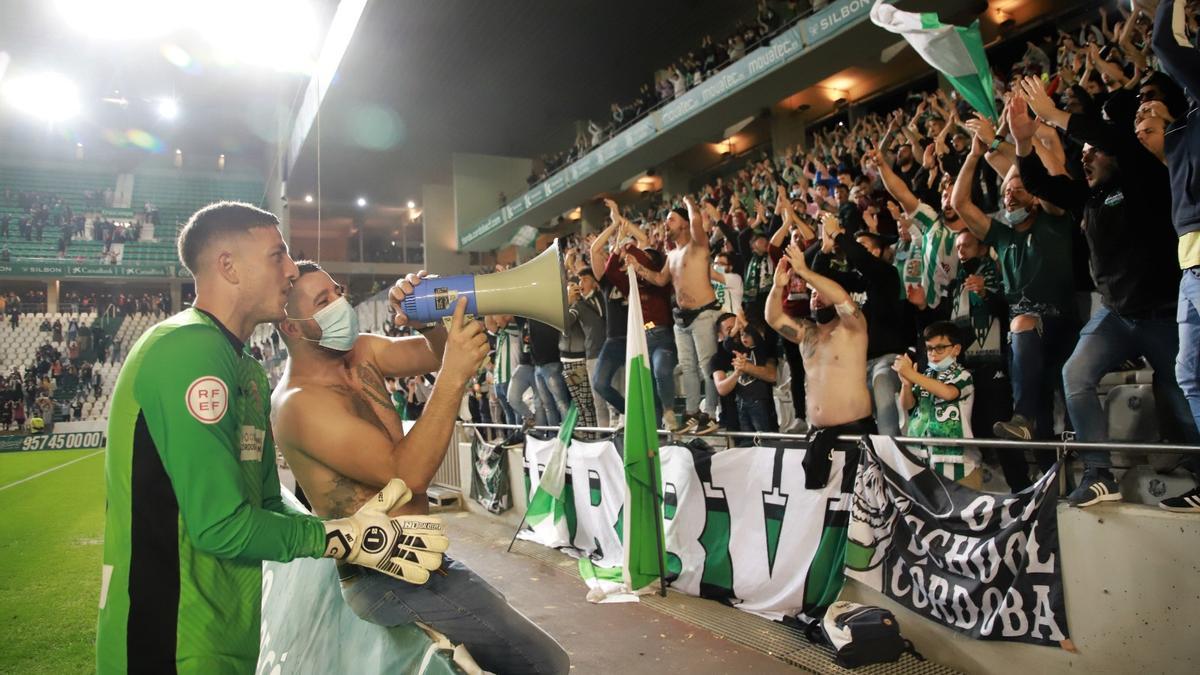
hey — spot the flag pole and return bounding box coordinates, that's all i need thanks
[645,446,668,597]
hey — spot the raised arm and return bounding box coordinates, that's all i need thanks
[786,237,863,335]
[951,134,993,242]
[764,259,808,345]
[1153,0,1200,103]
[685,196,708,249]
[871,147,921,215]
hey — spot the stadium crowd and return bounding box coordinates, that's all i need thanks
[529,0,821,187]
[470,0,1200,511]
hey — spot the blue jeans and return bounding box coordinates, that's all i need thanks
[674,309,720,415]
[342,559,569,675]
[494,380,519,425]
[1010,313,1078,438]
[534,362,571,425]
[645,326,678,420]
[1065,304,1200,470]
[866,353,902,437]
[737,397,773,438]
[507,364,539,424]
[592,337,626,412]
[1178,269,1200,439]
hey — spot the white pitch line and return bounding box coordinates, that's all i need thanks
[0,450,104,493]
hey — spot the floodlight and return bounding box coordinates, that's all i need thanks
[157,97,179,120]
[1,72,81,122]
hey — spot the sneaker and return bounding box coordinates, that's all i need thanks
[993,414,1035,441]
[674,413,698,434]
[1159,486,1200,513]
[662,411,687,433]
[692,413,719,436]
[1067,471,1122,507]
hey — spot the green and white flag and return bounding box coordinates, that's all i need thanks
[870,1,998,122]
[620,267,667,596]
[525,403,579,546]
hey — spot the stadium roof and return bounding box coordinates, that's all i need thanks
[285,0,768,211]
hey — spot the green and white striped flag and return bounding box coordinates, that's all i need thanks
[620,267,666,595]
[526,403,579,546]
[870,1,998,122]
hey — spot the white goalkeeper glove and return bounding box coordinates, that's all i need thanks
[322,479,449,584]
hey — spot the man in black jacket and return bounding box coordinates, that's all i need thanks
[1017,71,1199,507]
[1150,0,1200,513]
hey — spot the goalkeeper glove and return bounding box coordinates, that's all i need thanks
[322,479,449,584]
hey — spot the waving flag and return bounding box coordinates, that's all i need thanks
[620,267,667,595]
[870,1,998,122]
[525,403,579,546]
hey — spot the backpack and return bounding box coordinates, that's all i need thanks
[807,601,924,669]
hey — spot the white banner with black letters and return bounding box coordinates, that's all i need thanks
[845,436,1071,648]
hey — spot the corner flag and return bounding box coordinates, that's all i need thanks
[870,1,998,122]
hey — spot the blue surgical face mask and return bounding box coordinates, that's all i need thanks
[998,206,1029,227]
[929,354,956,372]
[293,295,359,352]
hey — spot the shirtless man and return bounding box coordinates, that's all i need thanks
[630,196,721,433]
[765,234,875,471]
[271,261,569,675]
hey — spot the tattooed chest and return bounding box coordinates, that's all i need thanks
[331,361,403,441]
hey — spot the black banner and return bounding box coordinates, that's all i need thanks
[846,436,1071,649]
[469,431,513,514]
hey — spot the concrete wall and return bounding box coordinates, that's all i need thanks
[452,153,533,229]
[769,103,807,156]
[423,183,471,274]
[840,502,1200,675]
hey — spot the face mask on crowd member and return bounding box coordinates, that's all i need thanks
[999,172,1037,228]
[283,266,359,352]
[923,323,962,372]
[810,289,838,325]
[955,230,987,264]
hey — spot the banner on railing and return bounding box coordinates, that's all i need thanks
[846,436,1072,649]
[469,432,514,515]
[519,433,857,621]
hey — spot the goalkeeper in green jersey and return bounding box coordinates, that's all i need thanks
[96,202,447,674]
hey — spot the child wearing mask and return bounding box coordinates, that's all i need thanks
[893,321,979,487]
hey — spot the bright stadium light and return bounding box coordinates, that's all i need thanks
[304,194,313,203]
[199,0,321,74]
[157,97,179,120]
[55,0,181,39]
[406,200,416,209]
[2,72,81,122]
[356,196,367,208]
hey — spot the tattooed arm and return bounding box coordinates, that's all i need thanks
[362,332,445,379]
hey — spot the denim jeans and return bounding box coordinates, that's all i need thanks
[493,380,519,425]
[507,364,539,424]
[1009,313,1078,438]
[645,326,679,419]
[674,308,720,415]
[737,396,773,436]
[866,353,902,436]
[534,362,571,425]
[1178,269,1200,439]
[1065,304,1200,469]
[341,559,570,675]
[586,357,613,427]
[591,337,626,413]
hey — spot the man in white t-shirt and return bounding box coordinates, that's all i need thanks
[710,251,744,317]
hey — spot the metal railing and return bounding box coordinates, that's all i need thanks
[457,422,1200,456]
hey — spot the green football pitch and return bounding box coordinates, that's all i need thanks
[0,448,107,674]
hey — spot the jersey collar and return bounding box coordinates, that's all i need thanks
[193,307,246,354]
